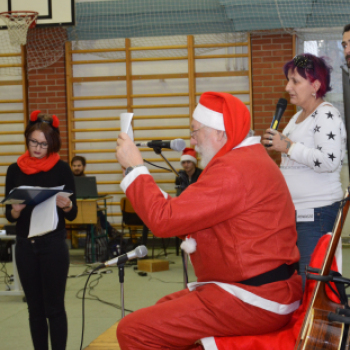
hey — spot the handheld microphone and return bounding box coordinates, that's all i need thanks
[136,139,186,152]
[97,245,148,269]
[270,98,288,130]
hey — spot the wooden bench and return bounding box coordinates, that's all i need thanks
[84,322,120,350]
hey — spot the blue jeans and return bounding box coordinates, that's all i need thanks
[296,201,340,290]
[15,229,69,350]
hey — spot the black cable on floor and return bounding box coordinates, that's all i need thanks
[79,265,101,350]
[78,266,134,350]
[76,271,134,312]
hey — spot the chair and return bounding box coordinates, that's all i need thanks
[120,197,167,258]
[120,196,147,246]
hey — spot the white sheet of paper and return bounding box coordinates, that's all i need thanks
[28,191,72,238]
[120,113,134,141]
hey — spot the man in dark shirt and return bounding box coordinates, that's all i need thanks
[70,155,117,245]
[71,155,86,177]
[175,148,202,196]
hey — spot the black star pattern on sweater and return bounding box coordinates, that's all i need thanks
[326,111,334,119]
[328,153,336,161]
[314,159,322,167]
[316,145,322,151]
[327,131,336,140]
[314,125,321,133]
[311,111,318,118]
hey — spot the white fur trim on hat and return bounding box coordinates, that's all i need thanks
[180,154,197,164]
[193,102,225,131]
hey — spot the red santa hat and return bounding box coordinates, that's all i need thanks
[193,92,251,159]
[180,147,197,164]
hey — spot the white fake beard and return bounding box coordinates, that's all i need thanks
[195,144,217,168]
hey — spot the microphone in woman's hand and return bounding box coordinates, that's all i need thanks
[265,98,288,148]
[270,98,288,130]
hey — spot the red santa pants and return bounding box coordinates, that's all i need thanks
[116,283,293,350]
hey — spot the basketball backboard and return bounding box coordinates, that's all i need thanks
[0,0,74,28]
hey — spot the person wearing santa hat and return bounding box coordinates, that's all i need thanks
[115,91,302,350]
[175,147,202,196]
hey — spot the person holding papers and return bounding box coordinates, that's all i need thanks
[115,92,301,350]
[5,111,77,350]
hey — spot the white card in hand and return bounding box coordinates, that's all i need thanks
[120,113,134,141]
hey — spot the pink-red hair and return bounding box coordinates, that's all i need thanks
[283,53,332,99]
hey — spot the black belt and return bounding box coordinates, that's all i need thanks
[239,263,296,287]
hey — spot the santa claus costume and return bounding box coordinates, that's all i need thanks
[117,92,302,350]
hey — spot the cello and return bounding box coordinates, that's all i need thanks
[294,188,350,350]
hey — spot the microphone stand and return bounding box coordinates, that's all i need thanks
[181,250,188,288]
[153,147,179,177]
[152,147,189,288]
[118,264,125,319]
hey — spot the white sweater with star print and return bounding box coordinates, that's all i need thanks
[280,102,347,210]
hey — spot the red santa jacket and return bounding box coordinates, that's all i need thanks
[121,141,302,313]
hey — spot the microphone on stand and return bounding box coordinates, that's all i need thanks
[270,98,288,130]
[96,245,148,269]
[136,139,186,152]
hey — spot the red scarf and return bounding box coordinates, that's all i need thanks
[17,150,60,175]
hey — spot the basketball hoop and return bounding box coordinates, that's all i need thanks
[0,11,38,46]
